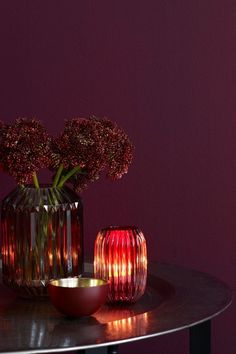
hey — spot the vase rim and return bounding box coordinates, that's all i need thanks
[100,225,140,232]
[18,184,66,190]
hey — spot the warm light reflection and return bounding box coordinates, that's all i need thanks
[48,252,53,267]
[107,312,149,335]
[72,251,78,263]
[56,250,61,262]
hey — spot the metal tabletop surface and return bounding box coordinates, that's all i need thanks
[0,262,232,353]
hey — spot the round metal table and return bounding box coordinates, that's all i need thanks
[0,262,232,354]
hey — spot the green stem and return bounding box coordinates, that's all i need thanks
[32,172,40,189]
[57,165,82,188]
[52,164,64,187]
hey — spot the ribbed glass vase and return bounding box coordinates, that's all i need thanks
[94,226,147,303]
[1,185,83,298]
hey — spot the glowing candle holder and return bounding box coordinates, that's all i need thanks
[94,226,147,303]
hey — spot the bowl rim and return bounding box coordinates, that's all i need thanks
[48,277,109,289]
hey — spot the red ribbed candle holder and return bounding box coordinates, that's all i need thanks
[94,226,147,303]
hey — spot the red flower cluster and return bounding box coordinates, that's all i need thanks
[52,116,133,192]
[0,116,133,191]
[0,118,51,184]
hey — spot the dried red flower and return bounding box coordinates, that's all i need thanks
[64,116,134,192]
[51,117,105,170]
[91,116,133,180]
[0,118,51,184]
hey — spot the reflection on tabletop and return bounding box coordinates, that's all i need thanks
[0,273,175,350]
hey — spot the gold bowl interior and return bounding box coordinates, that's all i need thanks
[49,278,107,288]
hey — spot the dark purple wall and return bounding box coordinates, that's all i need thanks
[0,1,235,353]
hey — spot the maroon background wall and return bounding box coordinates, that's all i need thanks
[0,1,235,353]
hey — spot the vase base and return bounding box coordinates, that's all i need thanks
[3,276,49,298]
[3,274,83,299]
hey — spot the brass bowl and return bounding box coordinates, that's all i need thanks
[48,278,108,317]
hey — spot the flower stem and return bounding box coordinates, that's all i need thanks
[57,165,82,188]
[33,172,40,189]
[52,164,64,187]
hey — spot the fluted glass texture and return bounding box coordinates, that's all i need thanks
[94,226,147,303]
[1,186,83,298]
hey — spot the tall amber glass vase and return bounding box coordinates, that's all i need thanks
[1,185,83,298]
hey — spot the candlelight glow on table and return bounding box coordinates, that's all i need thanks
[94,226,147,303]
